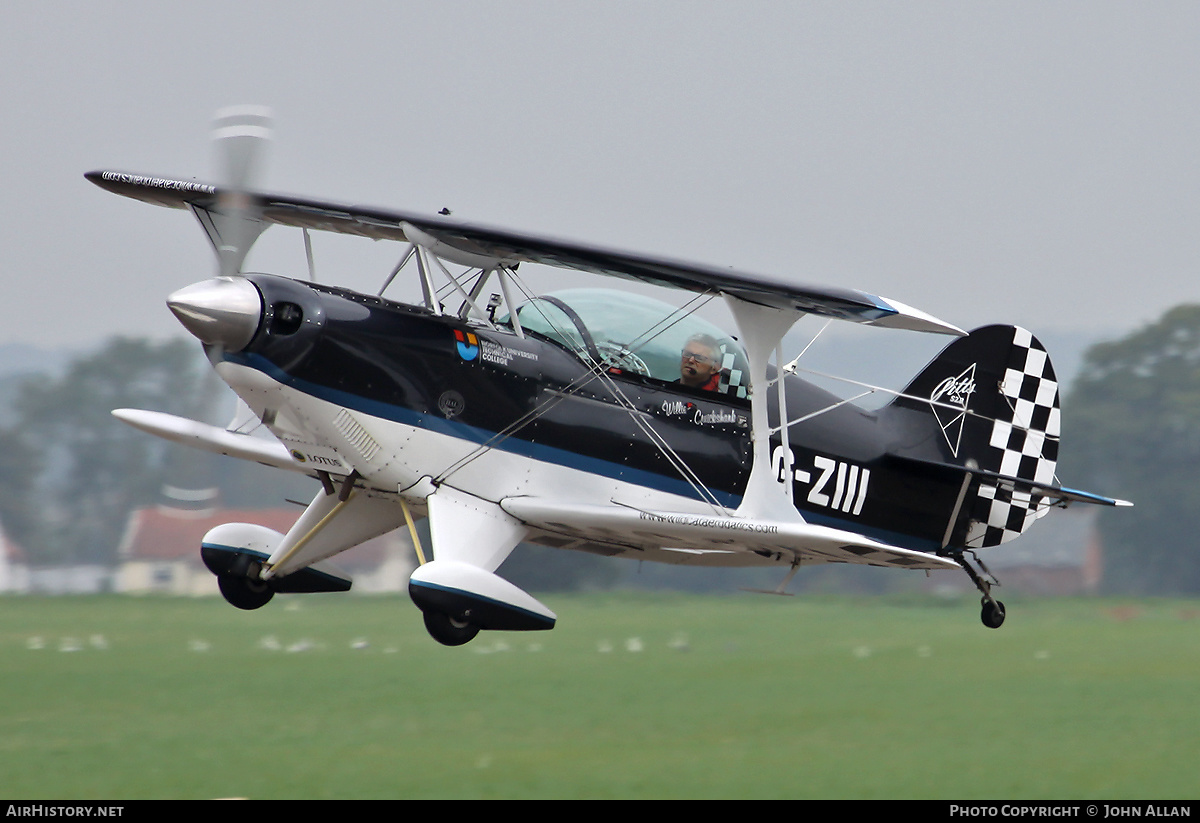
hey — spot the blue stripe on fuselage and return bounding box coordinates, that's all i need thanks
[222,352,941,555]
[223,351,743,508]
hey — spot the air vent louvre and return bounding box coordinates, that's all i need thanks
[333,409,380,461]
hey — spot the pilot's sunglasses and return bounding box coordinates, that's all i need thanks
[681,350,714,365]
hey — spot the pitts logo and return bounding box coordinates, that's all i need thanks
[929,363,976,457]
[931,368,977,407]
[454,329,479,361]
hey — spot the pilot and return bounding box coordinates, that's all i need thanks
[678,334,723,392]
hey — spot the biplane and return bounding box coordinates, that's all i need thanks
[90,108,1129,645]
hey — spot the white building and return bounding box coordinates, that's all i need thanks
[115,503,416,596]
[0,519,29,593]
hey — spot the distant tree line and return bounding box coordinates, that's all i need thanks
[0,338,313,567]
[1060,304,1200,596]
[3,311,1198,596]
[0,336,614,590]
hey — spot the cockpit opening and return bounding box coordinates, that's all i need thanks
[506,288,749,398]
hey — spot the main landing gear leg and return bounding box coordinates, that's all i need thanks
[953,551,1006,629]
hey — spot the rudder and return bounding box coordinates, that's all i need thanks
[887,325,1062,548]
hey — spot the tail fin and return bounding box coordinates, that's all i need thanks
[885,325,1062,548]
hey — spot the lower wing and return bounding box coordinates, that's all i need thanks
[500,498,959,571]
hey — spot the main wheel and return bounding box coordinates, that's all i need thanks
[981,598,1006,629]
[218,574,275,610]
[423,610,480,646]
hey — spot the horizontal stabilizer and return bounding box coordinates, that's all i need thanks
[501,498,959,570]
[895,455,1132,509]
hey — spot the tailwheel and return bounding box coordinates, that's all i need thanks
[953,550,1007,629]
[423,610,480,646]
[981,598,1006,629]
[218,574,275,610]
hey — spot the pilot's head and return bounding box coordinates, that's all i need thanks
[680,334,721,389]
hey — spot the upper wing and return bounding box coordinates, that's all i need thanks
[500,497,961,571]
[86,170,962,336]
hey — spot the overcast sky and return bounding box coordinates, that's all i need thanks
[3,2,1198,353]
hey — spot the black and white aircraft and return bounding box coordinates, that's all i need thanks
[90,108,1129,645]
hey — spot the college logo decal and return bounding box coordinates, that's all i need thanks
[929,363,976,457]
[454,329,479,361]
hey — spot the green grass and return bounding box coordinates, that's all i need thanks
[0,593,1197,799]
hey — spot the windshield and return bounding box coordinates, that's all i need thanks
[511,288,749,398]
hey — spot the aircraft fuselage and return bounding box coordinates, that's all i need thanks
[209,274,965,559]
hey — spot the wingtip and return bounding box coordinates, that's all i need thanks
[873,296,967,337]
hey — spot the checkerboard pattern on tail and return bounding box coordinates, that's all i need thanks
[966,327,1061,548]
[885,323,1065,549]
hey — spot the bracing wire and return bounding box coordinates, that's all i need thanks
[431,271,729,513]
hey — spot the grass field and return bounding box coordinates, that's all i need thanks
[0,592,1196,799]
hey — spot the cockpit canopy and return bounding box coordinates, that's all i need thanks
[510,288,749,398]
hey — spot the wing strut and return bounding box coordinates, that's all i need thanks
[303,228,317,281]
[378,222,530,338]
[497,267,525,339]
[725,296,805,521]
[377,243,418,296]
[413,241,442,316]
[773,342,794,506]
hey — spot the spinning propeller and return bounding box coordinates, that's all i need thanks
[212,105,272,278]
[167,106,273,354]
